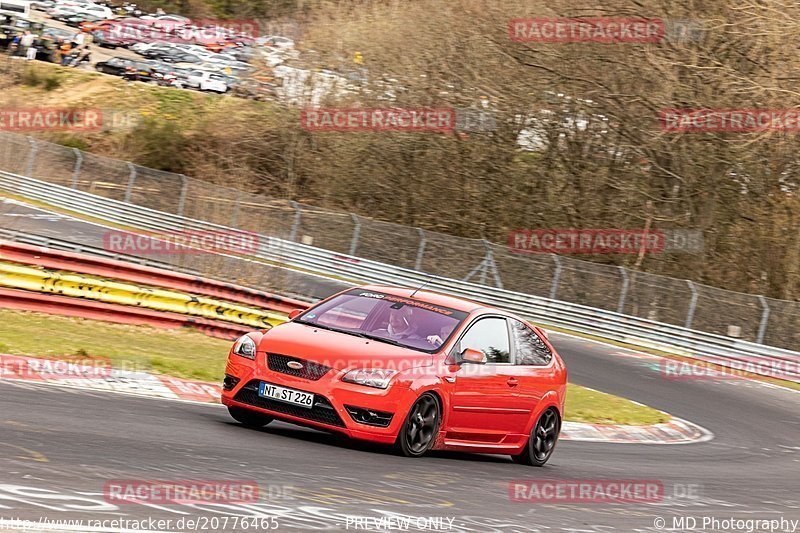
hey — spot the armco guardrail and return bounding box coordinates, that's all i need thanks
[1,171,798,382]
[0,286,252,340]
[0,261,285,329]
[0,240,309,314]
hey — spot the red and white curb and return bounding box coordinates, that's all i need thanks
[561,418,712,444]
[0,355,712,444]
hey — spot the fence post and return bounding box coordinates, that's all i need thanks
[617,266,629,314]
[177,175,188,217]
[25,137,38,177]
[685,280,698,329]
[230,191,242,228]
[482,239,503,289]
[756,295,770,344]
[349,213,361,256]
[123,162,137,203]
[288,201,301,242]
[549,254,562,300]
[70,148,83,189]
[414,228,427,271]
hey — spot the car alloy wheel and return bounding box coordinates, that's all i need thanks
[513,407,560,466]
[397,393,441,457]
[228,406,273,428]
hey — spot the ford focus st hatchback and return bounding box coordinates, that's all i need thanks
[221,285,567,465]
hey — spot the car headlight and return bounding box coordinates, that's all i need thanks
[232,335,256,359]
[342,368,397,389]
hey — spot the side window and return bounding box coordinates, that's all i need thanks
[458,317,510,363]
[510,319,552,366]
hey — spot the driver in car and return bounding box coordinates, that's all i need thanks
[378,305,452,349]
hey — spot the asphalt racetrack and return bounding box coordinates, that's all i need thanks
[0,200,799,532]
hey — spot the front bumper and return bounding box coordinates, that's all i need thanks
[221,352,414,444]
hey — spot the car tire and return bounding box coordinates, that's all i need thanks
[512,407,560,466]
[228,406,273,428]
[395,392,441,458]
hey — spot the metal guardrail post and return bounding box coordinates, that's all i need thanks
[349,213,361,256]
[617,266,629,314]
[25,137,38,177]
[124,163,137,204]
[289,201,301,242]
[756,295,770,344]
[70,148,83,190]
[177,175,188,217]
[685,280,698,329]
[414,228,427,271]
[549,254,562,300]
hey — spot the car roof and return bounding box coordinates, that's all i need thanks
[358,284,486,313]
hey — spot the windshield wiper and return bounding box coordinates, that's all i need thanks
[350,332,404,347]
[294,320,339,333]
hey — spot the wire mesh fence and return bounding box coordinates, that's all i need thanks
[0,131,797,350]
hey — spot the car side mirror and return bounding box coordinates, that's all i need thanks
[288,309,303,320]
[460,348,487,365]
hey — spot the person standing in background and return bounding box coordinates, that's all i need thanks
[19,31,35,58]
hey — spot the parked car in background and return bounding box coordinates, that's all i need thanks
[63,12,103,27]
[41,25,74,41]
[90,28,131,48]
[183,69,228,92]
[79,18,115,33]
[48,5,82,20]
[30,0,56,10]
[75,2,114,19]
[94,55,136,75]
[258,35,294,49]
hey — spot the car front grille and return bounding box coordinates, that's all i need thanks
[267,353,332,381]
[233,380,345,428]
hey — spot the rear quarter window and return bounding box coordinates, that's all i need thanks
[510,319,552,366]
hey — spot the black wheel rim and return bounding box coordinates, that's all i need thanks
[405,395,438,454]
[532,409,559,461]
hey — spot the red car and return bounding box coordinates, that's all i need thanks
[221,285,567,466]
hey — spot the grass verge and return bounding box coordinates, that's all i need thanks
[0,309,669,425]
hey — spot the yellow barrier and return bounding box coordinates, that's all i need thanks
[0,262,288,329]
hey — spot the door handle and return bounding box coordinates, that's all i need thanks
[507,378,519,387]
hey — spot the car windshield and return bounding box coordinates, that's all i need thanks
[295,289,468,353]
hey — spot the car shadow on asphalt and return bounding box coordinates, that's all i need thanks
[216,419,513,464]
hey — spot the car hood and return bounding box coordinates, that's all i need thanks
[258,322,433,371]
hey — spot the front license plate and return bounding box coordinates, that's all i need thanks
[258,382,314,409]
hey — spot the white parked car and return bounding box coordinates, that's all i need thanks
[50,1,114,19]
[258,35,294,49]
[185,69,228,93]
[77,3,115,19]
